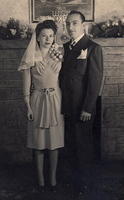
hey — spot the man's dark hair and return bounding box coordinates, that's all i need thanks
[35,20,57,39]
[67,10,85,23]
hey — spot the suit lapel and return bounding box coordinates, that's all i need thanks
[73,35,92,51]
[64,35,91,63]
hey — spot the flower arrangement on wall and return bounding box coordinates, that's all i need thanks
[1,15,124,40]
[90,16,124,38]
[0,18,33,40]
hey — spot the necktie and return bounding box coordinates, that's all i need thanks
[69,41,76,50]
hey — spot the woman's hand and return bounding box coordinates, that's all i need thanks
[27,108,33,121]
[23,95,33,120]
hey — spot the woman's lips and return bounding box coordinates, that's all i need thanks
[45,43,51,45]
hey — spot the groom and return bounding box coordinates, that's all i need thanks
[59,10,103,196]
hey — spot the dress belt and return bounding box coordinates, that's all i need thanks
[34,88,55,95]
[33,88,57,128]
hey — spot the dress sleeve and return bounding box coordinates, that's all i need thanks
[22,68,31,96]
[18,61,33,71]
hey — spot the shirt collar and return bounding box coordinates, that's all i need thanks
[72,33,85,45]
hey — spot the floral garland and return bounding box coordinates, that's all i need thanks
[90,16,124,38]
[0,18,33,40]
[1,15,124,40]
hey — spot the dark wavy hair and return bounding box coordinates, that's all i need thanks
[35,20,57,39]
[67,10,85,23]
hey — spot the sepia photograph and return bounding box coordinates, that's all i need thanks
[0,0,124,200]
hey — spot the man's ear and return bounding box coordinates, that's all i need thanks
[82,22,88,34]
[82,22,86,28]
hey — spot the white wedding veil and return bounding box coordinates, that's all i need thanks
[18,28,43,71]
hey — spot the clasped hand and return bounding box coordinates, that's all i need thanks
[80,111,91,122]
[27,108,33,121]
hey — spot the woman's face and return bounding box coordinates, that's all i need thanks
[37,28,55,49]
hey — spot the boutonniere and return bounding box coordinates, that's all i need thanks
[77,49,87,59]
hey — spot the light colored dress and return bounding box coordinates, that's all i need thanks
[26,56,64,150]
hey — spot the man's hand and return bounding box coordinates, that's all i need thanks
[80,111,91,122]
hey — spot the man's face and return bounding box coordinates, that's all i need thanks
[66,14,85,40]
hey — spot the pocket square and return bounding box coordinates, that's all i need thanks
[77,49,87,59]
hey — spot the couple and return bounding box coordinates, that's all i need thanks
[18,10,103,195]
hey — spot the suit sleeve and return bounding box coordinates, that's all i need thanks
[82,44,103,113]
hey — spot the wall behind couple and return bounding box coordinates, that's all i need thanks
[0,0,124,44]
[0,0,124,23]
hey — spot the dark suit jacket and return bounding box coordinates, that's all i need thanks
[59,35,103,119]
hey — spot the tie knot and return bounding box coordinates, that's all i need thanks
[69,41,76,50]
